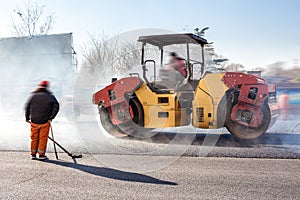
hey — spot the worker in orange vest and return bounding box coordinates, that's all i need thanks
[25,80,59,160]
[162,52,187,88]
[166,52,187,78]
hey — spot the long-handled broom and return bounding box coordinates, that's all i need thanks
[48,123,82,159]
[50,124,59,159]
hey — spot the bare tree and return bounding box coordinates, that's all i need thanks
[11,0,55,37]
[194,27,209,37]
[80,33,141,82]
[225,63,245,72]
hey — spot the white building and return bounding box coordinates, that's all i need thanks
[0,33,76,114]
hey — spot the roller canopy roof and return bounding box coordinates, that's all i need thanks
[138,33,208,47]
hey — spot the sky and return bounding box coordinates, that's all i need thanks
[0,0,300,70]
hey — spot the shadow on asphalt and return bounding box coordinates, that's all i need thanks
[45,159,177,186]
[125,132,300,148]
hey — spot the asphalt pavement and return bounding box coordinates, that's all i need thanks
[1,113,300,159]
[1,113,300,199]
[1,151,300,200]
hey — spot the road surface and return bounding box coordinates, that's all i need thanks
[1,151,300,200]
[1,113,300,199]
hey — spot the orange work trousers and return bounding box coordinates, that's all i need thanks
[30,122,50,156]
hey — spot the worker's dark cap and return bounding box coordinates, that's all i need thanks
[169,52,178,57]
